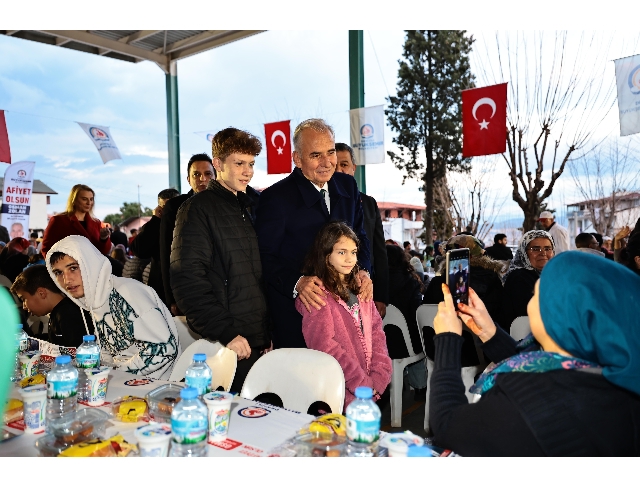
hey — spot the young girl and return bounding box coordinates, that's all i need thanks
[295,222,392,410]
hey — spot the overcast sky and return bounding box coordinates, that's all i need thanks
[1,19,639,229]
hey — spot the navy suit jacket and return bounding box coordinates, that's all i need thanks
[255,168,371,348]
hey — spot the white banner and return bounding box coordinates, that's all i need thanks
[77,123,122,163]
[1,160,35,238]
[614,54,640,136]
[195,131,216,143]
[349,105,385,165]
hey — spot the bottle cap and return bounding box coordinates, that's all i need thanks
[83,335,96,341]
[180,387,198,400]
[407,445,432,457]
[355,386,373,399]
[55,355,72,365]
[193,353,206,362]
[17,324,23,329]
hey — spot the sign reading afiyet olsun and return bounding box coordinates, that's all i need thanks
[1,160,35,238]
[349,105,385,165]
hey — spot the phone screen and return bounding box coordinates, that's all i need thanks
[446,249,470,309]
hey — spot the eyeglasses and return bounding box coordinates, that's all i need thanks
[527,246,554,254]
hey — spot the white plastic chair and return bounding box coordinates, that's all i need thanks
[416,304,486,435]
[173,316,202,351]
[382,304,426,428]
[510,316,531,341]
[240,349,345,415]
[169,339,237,392]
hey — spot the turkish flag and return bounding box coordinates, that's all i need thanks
[264,120,291,174]
[0,110,11,164]
[462,83,507,158]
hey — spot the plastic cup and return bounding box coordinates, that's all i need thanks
[84,366,111,406]
[203,391,234,442]
[380,432,425,457]
[20,384,48,434]
[134,423,172,457]
[19,351,41,379]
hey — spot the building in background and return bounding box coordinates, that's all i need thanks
[378,201,426,249]
[0,178,57,233]
[567,192,640,241]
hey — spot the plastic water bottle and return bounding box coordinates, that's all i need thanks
[170,387,208,457]
[185,354,212,396]
[12,324,29,382]
[75,335,101,401]
[346,386,381,457]
[46,355,79,429]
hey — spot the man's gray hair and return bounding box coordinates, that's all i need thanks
[293,118,335,152]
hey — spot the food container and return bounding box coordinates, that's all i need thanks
[83,366,111,406]
[203,391,233,442]
[134,423,172,457]
[111,396,149,423]
[48,408,110,445]
[145,383,184,423]
[379,432,425,457]
[292,431,346,457]
[19,385,47,433]
[19,351,41,379]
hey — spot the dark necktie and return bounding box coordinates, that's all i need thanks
[320,188,329,213]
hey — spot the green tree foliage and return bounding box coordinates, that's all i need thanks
[386,30,474,244]
[103,202,152,226]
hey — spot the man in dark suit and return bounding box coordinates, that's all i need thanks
[484,233,513,261]
[255,119,372,349]
[335,142,389,318]
[110,225,128,248]
[159,153,215,314]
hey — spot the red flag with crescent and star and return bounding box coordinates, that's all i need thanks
[462,83,507,158]
[264,120,291,174]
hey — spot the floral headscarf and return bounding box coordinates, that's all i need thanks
[502,230,554,283]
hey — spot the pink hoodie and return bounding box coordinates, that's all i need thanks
[296,290,392,409]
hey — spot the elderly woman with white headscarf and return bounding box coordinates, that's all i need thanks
[499,230,555,330]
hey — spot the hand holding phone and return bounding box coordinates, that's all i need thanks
[445,248,470,310]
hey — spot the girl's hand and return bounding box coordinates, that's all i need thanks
[614,226,631,242]
[457,288,497,343]
[433,284,462,336]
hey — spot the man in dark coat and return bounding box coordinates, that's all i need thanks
[255,119,372,349]
[131,188,179,303]
[484,233,513,261]
[335,142,389,318]
[159,153,215,314]
[171,129,269,393]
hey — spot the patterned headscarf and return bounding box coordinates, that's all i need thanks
[502,230,554,283]
[441,235,485,258]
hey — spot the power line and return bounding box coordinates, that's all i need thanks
[367,31,392,100]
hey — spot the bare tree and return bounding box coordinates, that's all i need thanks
[473,31,632,231]
[569,140,640,235]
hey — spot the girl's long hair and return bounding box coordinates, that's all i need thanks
[65,184,97,220]
[301,222,360,302]
[386,243,425,292]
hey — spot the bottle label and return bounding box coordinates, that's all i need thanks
[171,418,207,444]
[76,353,100,368]
[47,377,78,399]
[346,417,380,444]
[185,376,211,396]
[17,338,27,353]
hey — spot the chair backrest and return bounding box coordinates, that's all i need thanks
[169,340,237,393]
[383,304,424,356]
[240,348,345,415]
[173,316,202,351]
[416,304,438,334]
[510,316,531,341]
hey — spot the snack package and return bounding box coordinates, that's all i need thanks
[3,399,23,424]
[301,413,347,437]
[20,374,46,389]
[111,396,149,423]
[58,434,137,457]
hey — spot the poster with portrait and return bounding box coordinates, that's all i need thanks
[1,160,36,238]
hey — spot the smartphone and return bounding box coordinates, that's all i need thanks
[445,248,470,310]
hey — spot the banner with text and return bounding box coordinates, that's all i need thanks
[349,105,385,165]
[614,54,640,136]
[1,160,35,237]
[77,123,122,163]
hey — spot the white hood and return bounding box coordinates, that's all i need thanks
[45,235,113,310]
[576,247,606,258]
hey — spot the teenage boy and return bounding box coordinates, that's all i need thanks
[46,235,180,379]
[11,265,94,347]
[171,128,270,393]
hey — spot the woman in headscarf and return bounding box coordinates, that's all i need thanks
[499,230,554,330]
[429,251,640,456]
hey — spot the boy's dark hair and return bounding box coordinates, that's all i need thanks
[211,127,262,161]
[591,232,604,247]
[301,222,360,302]
[49,251,69,266]
[10,264,61,296]
[30,232,38,239]
[403,241,411,249]
[575,232,596,248]
[335,143,355,163]
[494,233,507,244]
[187,153,214,176]
[158,188,180,201]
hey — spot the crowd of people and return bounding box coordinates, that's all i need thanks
[1,118,639,455]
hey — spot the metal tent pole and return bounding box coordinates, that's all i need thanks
[165,61,181,192]
[349,30,366,194]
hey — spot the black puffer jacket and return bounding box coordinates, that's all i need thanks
[170,180,269,349]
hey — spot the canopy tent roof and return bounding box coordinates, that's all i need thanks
[0,30,264,72]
